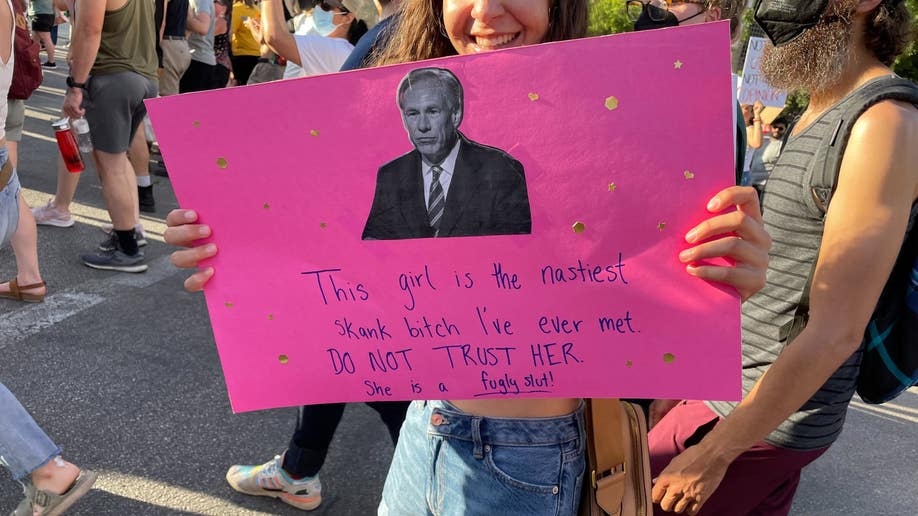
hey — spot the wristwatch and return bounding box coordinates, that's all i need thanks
[66,76,87,90]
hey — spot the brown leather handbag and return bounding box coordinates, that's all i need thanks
[580,399,653,516]
[9,0,43,100]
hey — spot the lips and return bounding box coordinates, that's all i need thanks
[473,32,521,51]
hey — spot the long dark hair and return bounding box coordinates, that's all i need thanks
[372,0,589,66]
[347,18,369,45]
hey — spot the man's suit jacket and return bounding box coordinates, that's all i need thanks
[362,135,532,240]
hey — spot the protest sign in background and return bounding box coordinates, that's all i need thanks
[147,22,741,413]
[738,36,788,123]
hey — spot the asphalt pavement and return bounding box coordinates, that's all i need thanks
[1,42,916,516]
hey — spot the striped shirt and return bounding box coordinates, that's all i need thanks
[704,81,893,451]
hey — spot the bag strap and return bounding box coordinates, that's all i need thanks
[791,77,918,338]
[587,398,627,514]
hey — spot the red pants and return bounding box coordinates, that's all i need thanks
[649,401,827,516]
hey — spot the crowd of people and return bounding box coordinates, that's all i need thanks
[2,0,917,515]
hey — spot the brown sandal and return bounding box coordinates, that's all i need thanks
[0,279,46,303]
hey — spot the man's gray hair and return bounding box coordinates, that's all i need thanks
[396,67,464,116]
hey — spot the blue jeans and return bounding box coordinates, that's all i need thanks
[0,382,61,480]
[379,400,585,516]
[0,145,20,247]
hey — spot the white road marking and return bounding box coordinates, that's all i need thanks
[0,256,178,346]
[95,471,277,516]
[850,399,918,424]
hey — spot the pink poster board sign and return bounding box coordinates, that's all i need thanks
[147,23,741,413]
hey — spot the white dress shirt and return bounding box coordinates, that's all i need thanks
[422,139,461,207]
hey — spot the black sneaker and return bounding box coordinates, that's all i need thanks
[99,228,147,251]
[81,248,148,273]
[41,61,57,68]
[138,185,155,213]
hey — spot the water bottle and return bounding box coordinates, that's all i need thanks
[71,117,93,153]
[52,118,85,173]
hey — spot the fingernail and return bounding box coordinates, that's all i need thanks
[185,210,197,220]
[707,197,721,211]
[205,244,217,253]
[686,265,699,276]
[685,228,698,243]
[679,249,692,262]
[198,226,210,236]
[205,267,214,276]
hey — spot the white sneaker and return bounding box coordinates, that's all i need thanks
[225,454,322,511]
[32,201,74,227]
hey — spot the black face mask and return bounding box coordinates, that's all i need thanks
[632,2,708,32]
[633,4,680,31]
[753,0,829,46]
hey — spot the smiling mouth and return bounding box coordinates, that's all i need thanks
[473,32,522,51]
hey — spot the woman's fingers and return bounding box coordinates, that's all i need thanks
[164,210,212,248]
[707,186,763,222]
[170,243,218,269]
[183,268,215,292]
[680,237,768,269]
[686,263,766,301]
[686,209,769,248]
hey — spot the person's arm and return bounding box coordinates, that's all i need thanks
[186,1,210,35]
[652,100,918,515]
[160,0,169,41]
[62,0,105,118]
[260,0,299,65]
[214,4,227,36]
[746,100,764,149]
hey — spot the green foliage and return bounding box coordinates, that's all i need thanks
[891,0,918,83]
[587,0,634,37]
[782,90,810,120]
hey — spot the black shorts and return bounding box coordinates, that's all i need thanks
[31,13,54,33]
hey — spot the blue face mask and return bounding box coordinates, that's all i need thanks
[312,5,341,37]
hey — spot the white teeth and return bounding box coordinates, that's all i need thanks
[474,32,518,49]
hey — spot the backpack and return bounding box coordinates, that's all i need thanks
[793,76,918,404]
[8,0,42,100]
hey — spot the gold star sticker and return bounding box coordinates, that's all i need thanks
[657,222,666,231]
[674,60,683,69]
[663,353,676,364]
[267,314,274,320]
[224,302,233,308]
[683,170,695,180]
[310,129,320,137]
[263,202,270,209]
[319,222,327,229]
[278,354,289,364]
[192,121,200,128]
[626,360,633,368]
[528,92,540,101]
[604,96,619,111]
[216,157,228,169]
[572,222,585,234]
[608,182,617,192]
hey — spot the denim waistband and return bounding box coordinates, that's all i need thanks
[426,400,584,447]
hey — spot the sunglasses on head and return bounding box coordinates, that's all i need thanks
[318,1,349,14]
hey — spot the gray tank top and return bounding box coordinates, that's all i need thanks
[706,77,911,451]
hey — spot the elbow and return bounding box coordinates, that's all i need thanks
[808,321,865,361]
[263,30,280,48]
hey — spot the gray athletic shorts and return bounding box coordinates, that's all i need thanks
[4,99,24,142]
[84,71,158,153]
[0,146,20,247]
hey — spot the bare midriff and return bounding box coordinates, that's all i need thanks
[449,398,581,418]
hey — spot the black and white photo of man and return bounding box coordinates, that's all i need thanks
[362,67,532,240]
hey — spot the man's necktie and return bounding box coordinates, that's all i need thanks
[428,165,445,236]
